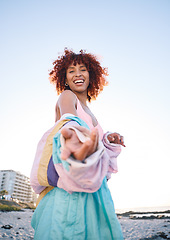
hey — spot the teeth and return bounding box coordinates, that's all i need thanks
[74,80,84,83]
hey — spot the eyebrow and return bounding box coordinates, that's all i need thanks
[68,65,86,69]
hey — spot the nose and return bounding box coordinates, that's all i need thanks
[75,69,82,77]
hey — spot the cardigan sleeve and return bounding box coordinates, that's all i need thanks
[52,125,121,193]
[102,132,122,180]
[30,114,122,195]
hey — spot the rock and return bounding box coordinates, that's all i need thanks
[1,224,13,229]
[158,231,168,239]
[2,233,8,237]
[158,215,165,219]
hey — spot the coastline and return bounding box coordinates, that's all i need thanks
[117,209,170,220]
[117,208,170,239]
[0,208,170,239]
[116,206,170,214]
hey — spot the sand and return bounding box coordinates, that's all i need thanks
[0,209,170,239]
[119,217,170,239]
[0,209,34,239]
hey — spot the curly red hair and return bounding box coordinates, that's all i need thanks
[49,48,108,101]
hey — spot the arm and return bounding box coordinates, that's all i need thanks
[102,132,124,180]
[54,126,125,192]
[58,90,77,115]
[30,87,99,194]
[53,122,108,193]
[57,90,99,161]
[30,116,124,194]
[31,90,124,194]
[55,90,77,122]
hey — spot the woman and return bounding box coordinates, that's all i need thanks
[31,49,125,239]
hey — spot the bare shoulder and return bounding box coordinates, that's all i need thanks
[57,90,77,117]
[59,90,77,103]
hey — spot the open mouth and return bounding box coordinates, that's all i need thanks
[74,79,84,84]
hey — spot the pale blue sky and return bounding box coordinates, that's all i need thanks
[0,0,170,209]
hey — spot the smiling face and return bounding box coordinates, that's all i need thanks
[66,63,90,96]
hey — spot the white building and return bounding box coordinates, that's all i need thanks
[0,170,36,203]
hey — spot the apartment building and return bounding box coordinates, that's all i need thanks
[0,170,36,203]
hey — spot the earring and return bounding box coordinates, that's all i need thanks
[65,83,69,87]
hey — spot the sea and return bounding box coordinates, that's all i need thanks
[116,205,170,214]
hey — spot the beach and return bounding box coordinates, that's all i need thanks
[0,209,170,239]
[0,209,34,239]
[120,216,170,239]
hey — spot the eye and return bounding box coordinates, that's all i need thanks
[69,70,74,73]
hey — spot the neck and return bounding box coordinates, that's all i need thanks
[73,92,87,106]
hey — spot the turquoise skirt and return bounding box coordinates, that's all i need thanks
[31,178,123,240]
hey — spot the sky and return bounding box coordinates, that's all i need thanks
[0,0,170,210]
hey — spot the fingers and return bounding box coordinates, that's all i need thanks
[61,127,99,162]
[120,135,126,147]
[108,133,126,147]
[61,127,91,161]
[60,147,72,160]
[108,133,119,143]
[107,134,115,143]
[73,125,91,137]
[75,129,99,161]
[61,128,73,139]
[60,128,74,160]
[88,128,99,155]
[74,140,92,161]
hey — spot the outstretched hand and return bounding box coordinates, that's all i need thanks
[60,126,99,161]
[107,132,126,147]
